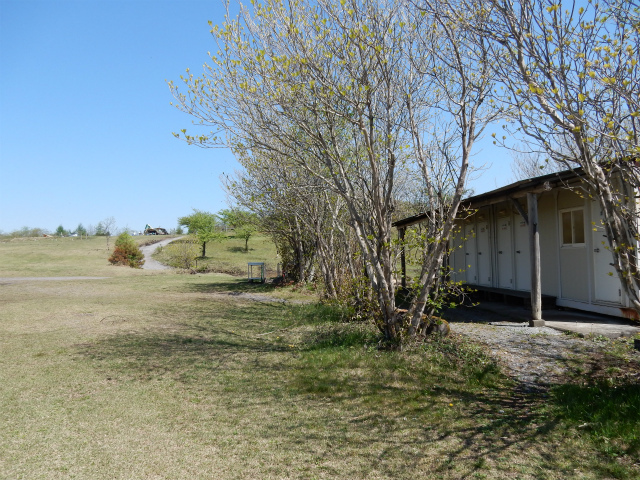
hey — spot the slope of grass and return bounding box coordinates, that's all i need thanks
[154,233,279,276]
[1,238,638,479]
[0,235,151,277]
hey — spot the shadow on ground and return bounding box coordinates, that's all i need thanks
[71,295,639,478]
[180,279,280,295]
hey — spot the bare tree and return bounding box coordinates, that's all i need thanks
[102,216,116,250]
[477,0,640,314]
[509,147,564,181]
[170,0,499,343]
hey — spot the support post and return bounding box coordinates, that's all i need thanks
[399,227,406,289]
[527,192,544,326]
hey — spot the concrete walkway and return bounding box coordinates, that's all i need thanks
[140,236,183,270]
[462,302,640,339]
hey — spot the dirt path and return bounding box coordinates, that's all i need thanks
[0,277,108,284]
[140,237,183,270]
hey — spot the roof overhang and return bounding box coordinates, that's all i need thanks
[392,168,583,229]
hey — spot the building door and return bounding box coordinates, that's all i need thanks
[463,224,477,284]
[497,216,514,289]
[514,217,531,291]
[591,201,622,304]
[477,221,492,286]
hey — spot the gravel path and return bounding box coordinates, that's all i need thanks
[451,322,589,389]
[447,308,640,390]
[140,237,183,270]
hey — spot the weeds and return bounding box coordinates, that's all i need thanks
[549,381,640,472]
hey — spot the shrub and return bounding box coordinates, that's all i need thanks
[108,233,145,268]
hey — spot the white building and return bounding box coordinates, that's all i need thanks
[395,169,638,322]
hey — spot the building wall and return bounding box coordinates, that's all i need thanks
[448,185,631,317]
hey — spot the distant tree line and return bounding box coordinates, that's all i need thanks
[2,217,118,238]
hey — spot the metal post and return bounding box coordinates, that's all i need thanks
[527,192,544,326]
[399,227,406,288]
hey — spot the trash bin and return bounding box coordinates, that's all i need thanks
[248,262,265,283]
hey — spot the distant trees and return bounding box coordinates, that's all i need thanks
[6,226,48,237]
[218,208,258,252]
[93,217,115,236]
[2,220,114,239]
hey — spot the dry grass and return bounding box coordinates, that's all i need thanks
[153,233,279,276]
[1,238,638,479]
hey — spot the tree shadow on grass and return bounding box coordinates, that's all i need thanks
[75,301,299,386]
[72,297,640,479]
[226,246,250,253]
[182,279,277,294]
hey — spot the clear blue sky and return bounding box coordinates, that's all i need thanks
[0,0,511,234]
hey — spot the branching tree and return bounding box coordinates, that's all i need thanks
[178,209,224,257]
[218,207,258,251]
[477,0,640,314]
[101,217,116,249]
[170,0,499,343]
[223,150,359,298]
[509,147,565,181]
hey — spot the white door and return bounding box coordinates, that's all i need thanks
[463,224,477,284]
[591,201,622,303]
[477,221,492,286]
[514,218,531,291]
[497,217,514,289]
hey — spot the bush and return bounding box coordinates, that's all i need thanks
[108,233,145,268]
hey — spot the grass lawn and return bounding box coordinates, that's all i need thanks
[154,233,280,277]
[1,236,638,479]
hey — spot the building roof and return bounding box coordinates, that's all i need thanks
[392,168,582,229]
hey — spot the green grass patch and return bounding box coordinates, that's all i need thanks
[153,233,278,276]
[549,382,640,469]
[1,238,639,479]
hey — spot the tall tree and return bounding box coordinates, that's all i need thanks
[76,223,87,237]
[477,0,640,314]
[223,150,357,297]
[170,0,498,343]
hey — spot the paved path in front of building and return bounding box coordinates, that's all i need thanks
[447,301,640,339]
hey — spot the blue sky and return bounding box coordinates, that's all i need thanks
[0,0,512,234]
